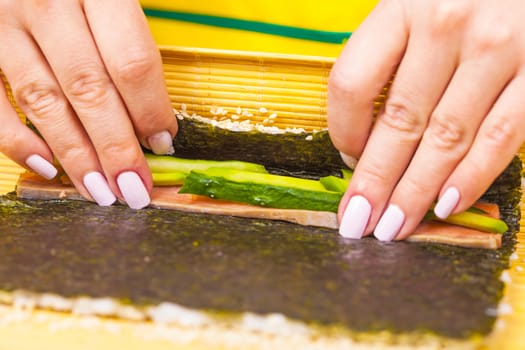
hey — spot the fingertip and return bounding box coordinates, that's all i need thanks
[434,186,460,219]
[339,152,358,169]
[25,154,58,180]
[147,130,174,155]
[83,171,117,206]
[339,195,372,239]
[116,171,150,209]
[374,204,405,242]
[0,99,58,179]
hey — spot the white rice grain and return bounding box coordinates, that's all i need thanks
[38,293,74,312]
[147,302,211,327]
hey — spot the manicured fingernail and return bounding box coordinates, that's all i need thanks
[83,172,116,206]
[374,204,405,242]
[339,195,371,239]
[148,131,174,155]
[434,186,460,219]
[117,171,150,209]
[339,152,358,169]
[25,154,57,180]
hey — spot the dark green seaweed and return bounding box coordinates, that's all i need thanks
[171,116,347,178]
[10,114,524,340]
[0,155,520,339]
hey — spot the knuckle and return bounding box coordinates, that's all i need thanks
[430,0,470,35]
[64,65,111,107]
[45,137,94,167]
[0,127,23,152]
[469,25,513,54]
[114,52,157,84]
[328,68,369,105]
[97,138,142,163]
[425,114,467,151]
[403,177,433,199]
[355,160,392,190]
[481,117,517,147]
[378,98,424,137]
[56,144,87,163]
[14,80,62,121]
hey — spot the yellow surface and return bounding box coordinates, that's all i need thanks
[147,19,347,57]
[0,156,23,195]
[141,0,377,57]
[0,47,523,349]
[141,0,375,32]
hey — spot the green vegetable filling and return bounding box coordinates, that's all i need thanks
[180,168,342,212]
[149,154,509,234]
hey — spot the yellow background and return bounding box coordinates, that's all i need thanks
[141,0,377,56]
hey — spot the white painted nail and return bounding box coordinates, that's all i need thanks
[374,204,405,242]
[25,154,58,180]
[148,131,174,155]
[83,172,116,206]
[434,187,460,220]
[117,171,150,209]
[339,152,358,169]
[339,195,371,239]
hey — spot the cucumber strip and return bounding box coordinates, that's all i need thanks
[319,174,508,234]
[151,154,508,234]
[180,168,343,213]
[426,210,508,234]
[320,175,349,193]
[152,172,187,186]
[145,153,267,174]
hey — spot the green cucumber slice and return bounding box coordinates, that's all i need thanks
[429,210,508,234]
[180,168,342,213]
[319,175,349,193]
[152,172,187,186]
[145,153,267,174]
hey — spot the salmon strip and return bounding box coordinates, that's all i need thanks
[15,173,502,249]
[16,173,338,229]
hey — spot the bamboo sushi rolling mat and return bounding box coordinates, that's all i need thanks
[0,46,523,349]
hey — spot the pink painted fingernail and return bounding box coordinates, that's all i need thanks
[25,154,57,180]
[374,204,405,242]
[434,187,460,219]
[83,172,116,206]
[148,131,174,155]
[117,171,150,209]
[339,195,371,239]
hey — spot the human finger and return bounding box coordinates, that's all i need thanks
[337,19,459,239]
[434,73,525,219]
[24,1,150,208]
[327,0,408,162]
[83,0,177,154]
[0,80,57,180]
[0,27,116,206]
[374,55,515,241]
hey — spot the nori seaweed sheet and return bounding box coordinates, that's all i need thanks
[0,158,521,339]
[171,117,347,178]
